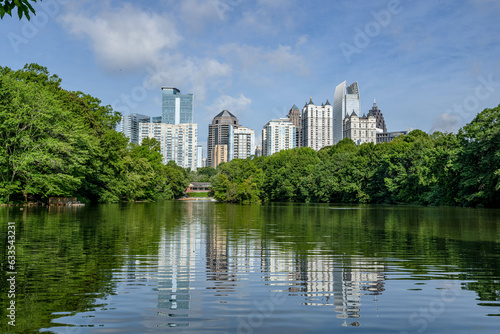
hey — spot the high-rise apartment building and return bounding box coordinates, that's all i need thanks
[262,118,296,156]
[287,105,302,147]
[207,110,239,167]
[302,98,333,151]
[120,113,151,144]
[161,87,193,125]
[367,100,387,133]
[333,81,361,144]
[233,127,255,160]
[343,111,376,145]
[139,122,198,170]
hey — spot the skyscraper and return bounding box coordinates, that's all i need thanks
[233,127,255,160]
[161,87,193,125]
[196,145,204,170]
[207,110,239,167]
[120,113,151,144]
[333,81,361,144]
[287,104,302,147]
[262,118,296,156]
[367,99,387,133]
[302,98,333,151]
[139,122,198,170]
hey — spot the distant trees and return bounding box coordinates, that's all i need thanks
[211,106,500,208]
[0,64,190,204]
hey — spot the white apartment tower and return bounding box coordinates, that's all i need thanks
[333,81,361,144]
[301,98,333,151]
[262,118,296,156]
[139,123,198,170]
[232,127,255,160]
[343,111,376,145]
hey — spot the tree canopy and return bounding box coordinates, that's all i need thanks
[0,64,190,204]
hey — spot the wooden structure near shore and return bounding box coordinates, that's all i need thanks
[48,197,85,206]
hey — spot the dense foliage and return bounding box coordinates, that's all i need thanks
[212,106,500,208]
[0,64,189,204]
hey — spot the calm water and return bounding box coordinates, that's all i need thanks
[0,201,499,333]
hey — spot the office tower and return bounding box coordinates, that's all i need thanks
[120,113,150,144]
[233,127,255,160]
[139,123,198,170]
[367,100,387,133]
[343,111,376,145]
[196,145,204,170]
[301,98,333,151]
[161,87,194,125]
[287,104,302,147]
[207,110,239,167]
[255,146,262,157]
[262,118,296,156]
[333,81,361,144]
[152,116,162,123]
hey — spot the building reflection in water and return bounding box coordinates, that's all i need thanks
[155,203,386,327]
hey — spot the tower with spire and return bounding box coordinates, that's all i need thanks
[367,99,387,133]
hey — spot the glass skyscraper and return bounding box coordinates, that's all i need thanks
[333,81,361,144]
[161,87,193,125]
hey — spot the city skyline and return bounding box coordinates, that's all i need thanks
[1,1,499,154]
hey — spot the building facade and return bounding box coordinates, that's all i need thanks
[287,104,302,147]
[121,113,151,144]
[302,98,333,151]
[196,145,203,170]
[254,146,262,157]
[262,118,296,156]
[376,131,408,144]
[207,110,239,167]
[233,127,255,160]
[212,144,228,168]
[161,87,194,125]
[343,112,376,145]
[139,122,198,170]
[367,100,387,133]
[333,81,361,144]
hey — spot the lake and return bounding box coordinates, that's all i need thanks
[1,201,499,333]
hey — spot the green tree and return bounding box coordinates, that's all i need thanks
[0,0,38,20]
[455,105,500,207]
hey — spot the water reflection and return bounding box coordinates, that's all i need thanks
[152,203,389,329]
[1,202,498,333]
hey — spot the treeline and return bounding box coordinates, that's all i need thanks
[0,64,189,204]
[212,105,500,208]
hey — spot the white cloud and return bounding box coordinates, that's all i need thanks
[430,112,459,133]
[144,57,232,102]
[178,0,222,31]
[207,94,252,114]
[61,4,181,70]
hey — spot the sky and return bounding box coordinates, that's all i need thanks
[1,0,500,154]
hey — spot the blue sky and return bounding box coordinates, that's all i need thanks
[1,0,500,152]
